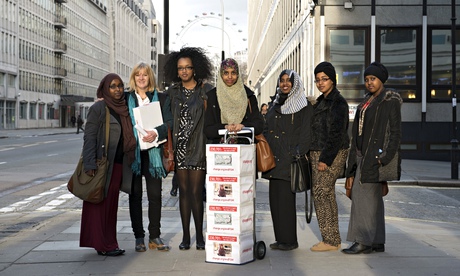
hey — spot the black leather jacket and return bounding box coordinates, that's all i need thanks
[166,81,210,168]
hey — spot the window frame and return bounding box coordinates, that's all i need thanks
[375,26,422,102]
[326,26,370,102]
[427,26,460,102]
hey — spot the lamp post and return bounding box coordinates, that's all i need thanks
[220,0,225,60]
[451,0,458,179]
[201,23,232,57]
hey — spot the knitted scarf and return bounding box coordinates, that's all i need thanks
[274,70,309,114]
[128,89,166,178]
[216,62,247,124]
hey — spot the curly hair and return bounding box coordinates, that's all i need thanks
[164,47,213,84]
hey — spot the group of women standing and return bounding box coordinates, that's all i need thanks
[77,45,401,257]
[263,61,402,255]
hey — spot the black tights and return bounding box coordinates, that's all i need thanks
[176,169,205,244]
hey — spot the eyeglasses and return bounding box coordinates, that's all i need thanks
[109,84,124,90]
[177,66,194,72]
[314,78,330,84]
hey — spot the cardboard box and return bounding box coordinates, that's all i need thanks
[206,175,254,205]
[132,102,165,150]
[206,202,254,234]
[205,232,254,265]
[206,144,255,176]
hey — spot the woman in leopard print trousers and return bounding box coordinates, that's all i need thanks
[309,62,350,252]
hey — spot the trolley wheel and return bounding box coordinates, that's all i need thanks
[254,241,266,260]
[305,187,313,223]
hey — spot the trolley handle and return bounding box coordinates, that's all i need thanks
[222,127,255,144]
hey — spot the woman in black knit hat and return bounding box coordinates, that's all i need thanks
[342,61,402,254]
[309,61,350,252]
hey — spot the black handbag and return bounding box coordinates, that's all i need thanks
[290,153,313,223]
[290,154,312,193]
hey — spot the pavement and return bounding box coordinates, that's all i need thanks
[0,127,460,276]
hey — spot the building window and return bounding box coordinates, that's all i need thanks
[38,103,45,119]
[377,27,421,101]
[19,102,27,119]
[8,74,15,87]
[428,28,460,101]
[327,28,369,100]
[47,106,55,119]
[30,103,37,119]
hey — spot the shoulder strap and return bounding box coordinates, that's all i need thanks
[104,106,110,156]
[248,99,252,114]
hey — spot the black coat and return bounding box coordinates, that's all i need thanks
[346,89,402,183]
[310,88,350,166]
[262,102,314,181]
[166,82,211,168]
[204,85,264,144]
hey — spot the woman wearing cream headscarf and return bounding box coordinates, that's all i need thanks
[204,58,264,143]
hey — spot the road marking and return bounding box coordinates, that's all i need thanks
[43,140,57,144]
[22,143,40,148]
[0,148,14,151]
[47,154,58,157]
[0,162,6,165]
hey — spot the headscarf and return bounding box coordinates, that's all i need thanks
[274,69,309,114]
[97,73,136,164]
[314,61,337,85]
[216,58,247,124]
[364,61,389,83]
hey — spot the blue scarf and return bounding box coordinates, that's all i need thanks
[128,90,166,178]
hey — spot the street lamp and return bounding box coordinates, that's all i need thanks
[220,0,225,60]
[201,23,232,57]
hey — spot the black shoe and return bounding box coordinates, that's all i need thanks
[269,242,279,250]
[342,242,372,254]
[170,187,177,197]
[372,243,385,252]
[278,242,298,251]
[179,242,190,250]
[97,248,125,256]
[135,238,146,252]
[196,241,205,250]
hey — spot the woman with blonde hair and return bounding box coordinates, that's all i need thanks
[120,62,173,252]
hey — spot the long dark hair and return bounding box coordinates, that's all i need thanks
[164,47,213,84]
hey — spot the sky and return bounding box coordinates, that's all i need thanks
[151,0,248,58]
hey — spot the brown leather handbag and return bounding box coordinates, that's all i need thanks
[162,126,175,173]
[255,134,276,172]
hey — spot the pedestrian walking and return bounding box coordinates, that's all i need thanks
[76,115,84,134]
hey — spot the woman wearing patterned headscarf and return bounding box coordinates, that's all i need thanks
[204,58,264,143]
[80,73,136,256]
[262,69,314,251]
